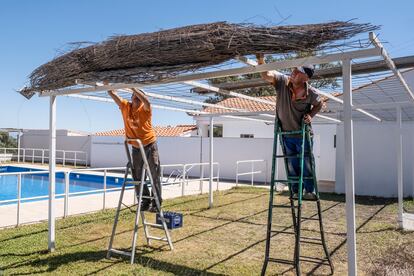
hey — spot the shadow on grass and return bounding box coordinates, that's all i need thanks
[202,201,342,275]
[172,208,269,246]
[277,190,399,208]
[189,194,267,216]
[0,210,117,244]
[2,249,224,276]
[307,202,392,275]
[0,187,263,246]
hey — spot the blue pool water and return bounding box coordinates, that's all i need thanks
[0,166,128,204]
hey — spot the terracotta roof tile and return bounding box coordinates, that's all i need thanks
[202,94,338,114]
[203,96,276,114]
[95,125,197,137]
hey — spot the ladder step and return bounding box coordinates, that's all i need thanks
[274,180,300,184]
[274,154,313,158]
[141,196,155,200]
[288,176,314,180]
[289,198,319,202]
[301,197,319,202]
[272,204,297,209]
[275,155,300,159]
[144,222,164,229]
[268,257,295,265]
[268,256,329,266]
[124,181,140,185]
[277,130,303,135]
[147,235,168,242]
[125,181,152,185]
[108,248,132,257]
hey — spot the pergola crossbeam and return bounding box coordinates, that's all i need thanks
[81,81,245,113]
[185,80,276,106]
[66,94,273,123]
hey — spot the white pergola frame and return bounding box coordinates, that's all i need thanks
[37,32,414,275]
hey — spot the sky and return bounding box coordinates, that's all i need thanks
[1,0,413,133]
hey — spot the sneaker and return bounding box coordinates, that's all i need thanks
[140,199,151,211]
[303,192,318,200]
[292,193,299,199]
[148,204,159,213]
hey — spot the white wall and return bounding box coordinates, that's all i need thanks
[196,118,274,138]
[91,136,273,182]
[90,136,127,167]
[90,127,336,183]
[313,124,337,181]
[221,121,274,138]
[335,121,414,197]
[20,130,91,164]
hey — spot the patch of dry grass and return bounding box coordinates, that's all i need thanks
[0,187,413,275]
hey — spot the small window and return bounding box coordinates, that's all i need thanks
[208,125,223,137]
[240,134,254,138]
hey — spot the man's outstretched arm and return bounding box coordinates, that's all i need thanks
[256,54,276,86]
[104,81,123,107]
[130,88,151,112]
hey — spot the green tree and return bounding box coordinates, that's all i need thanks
[0,132,17,148]
[205,52,339,103]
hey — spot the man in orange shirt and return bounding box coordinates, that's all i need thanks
[108,86,161,212]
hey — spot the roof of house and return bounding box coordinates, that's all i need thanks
[95,124,197,137]
[203,96,275,114]
[202,93,337,115]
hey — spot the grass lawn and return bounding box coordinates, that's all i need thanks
[0,186,413,275]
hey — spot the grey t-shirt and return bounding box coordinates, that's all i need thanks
[274,74,320,133]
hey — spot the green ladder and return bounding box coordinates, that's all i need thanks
[261,119,334,275]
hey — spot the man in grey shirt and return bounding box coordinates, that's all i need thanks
[257,54,323,200]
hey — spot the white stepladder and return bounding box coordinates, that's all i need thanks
[107,138,174,264]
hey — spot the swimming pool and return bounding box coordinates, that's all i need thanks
[0,166,128,204]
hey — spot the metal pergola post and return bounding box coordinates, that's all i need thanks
[397,106,403,227]
[343,58,357,276]
[17,130,21,162]
[209,116,214,208]
[48,95,56,252]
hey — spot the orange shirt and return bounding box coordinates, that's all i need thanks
[119,99,156,148]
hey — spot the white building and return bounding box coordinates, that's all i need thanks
[13,69,414,197]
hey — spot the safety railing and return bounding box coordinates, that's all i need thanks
[236,159,268,186]
[160,163,185,185]
[182,162,220,196]
[0,161,221,228]
[0,170,50,226]
[0,148,88,167]
[65,167,130,217]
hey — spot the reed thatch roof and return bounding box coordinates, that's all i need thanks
[23,21,378,95]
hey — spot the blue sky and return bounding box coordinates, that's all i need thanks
[1,0,413,133]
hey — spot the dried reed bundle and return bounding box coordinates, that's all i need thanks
[23,21,378,94]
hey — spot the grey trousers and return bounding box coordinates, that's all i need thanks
[131,142,162,205]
